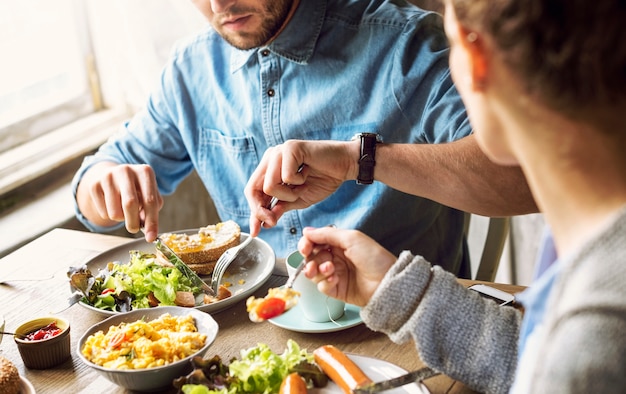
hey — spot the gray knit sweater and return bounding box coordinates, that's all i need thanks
[361,209,626,393]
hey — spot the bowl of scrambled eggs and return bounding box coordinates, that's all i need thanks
[77,306,218,392]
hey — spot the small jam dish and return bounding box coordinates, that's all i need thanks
[14,316,71,369]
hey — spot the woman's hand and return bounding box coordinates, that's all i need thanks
[298,226,397,306]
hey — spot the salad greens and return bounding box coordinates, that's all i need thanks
[68,250,200,312]
[174,340,328,394]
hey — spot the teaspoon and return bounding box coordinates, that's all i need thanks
[0,331,26,339]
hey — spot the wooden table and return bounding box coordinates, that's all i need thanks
[0,229,525,393]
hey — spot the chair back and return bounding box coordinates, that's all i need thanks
[464,213,510,281]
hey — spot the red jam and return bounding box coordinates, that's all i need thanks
[25,321,63,341]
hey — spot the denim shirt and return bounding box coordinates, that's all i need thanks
[72,0,472,272]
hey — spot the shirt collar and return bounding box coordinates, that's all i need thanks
[230,0,327,72]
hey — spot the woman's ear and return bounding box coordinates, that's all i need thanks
[458,26,488,91]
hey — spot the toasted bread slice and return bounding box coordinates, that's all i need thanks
[159,220,241,274]
[185,261,217,275]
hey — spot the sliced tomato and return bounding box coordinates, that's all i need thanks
[108,331,127,348]
[256,297,286,320]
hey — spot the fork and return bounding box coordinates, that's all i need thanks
[49,292,83,314]
[210,236,254,293]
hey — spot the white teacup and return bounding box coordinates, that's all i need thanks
[286,251,345,322]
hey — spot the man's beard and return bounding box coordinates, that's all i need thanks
[215,1,292,50]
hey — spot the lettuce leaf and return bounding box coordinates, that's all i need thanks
[176,340,325,394]
[74,250,200,311]
[228,340,313,394]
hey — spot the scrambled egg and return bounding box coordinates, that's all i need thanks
[81,313,206,370]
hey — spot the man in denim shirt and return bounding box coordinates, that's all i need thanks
[72,0,534,276]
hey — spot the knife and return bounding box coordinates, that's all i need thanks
[154,237,215,296]
[352,367,440,393]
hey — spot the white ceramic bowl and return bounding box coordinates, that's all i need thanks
[77,306,218,392]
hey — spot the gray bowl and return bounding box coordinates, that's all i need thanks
[77,306,218,392]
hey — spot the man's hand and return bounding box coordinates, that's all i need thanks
[244,140,359,236]
[75,162,164,242]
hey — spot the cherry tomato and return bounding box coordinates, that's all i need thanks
[108,331,127,348]
[101,288,115,295]
[256,297,286,320]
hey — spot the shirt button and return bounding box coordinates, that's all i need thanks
[261,49,270,56]
[267,89,275,97]
[289,227,297,235]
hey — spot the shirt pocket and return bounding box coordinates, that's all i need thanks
[196,128,260,220]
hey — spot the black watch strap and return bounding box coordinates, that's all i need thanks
[352,133,382,185]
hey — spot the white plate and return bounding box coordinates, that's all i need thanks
[76,232,275,316]
[268,303,363,333]
[20,375,36,394]
[313,354,430,394]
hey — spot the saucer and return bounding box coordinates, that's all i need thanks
[268,303,362,333]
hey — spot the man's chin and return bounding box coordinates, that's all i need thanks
[221,33,268,50]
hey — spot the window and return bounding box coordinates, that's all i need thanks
[0,0,205,256]
[0,0,205,197]
[0,0,99,154]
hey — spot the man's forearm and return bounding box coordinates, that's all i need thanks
[373,135,537,216]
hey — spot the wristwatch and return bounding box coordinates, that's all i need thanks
[351,133,383,185]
